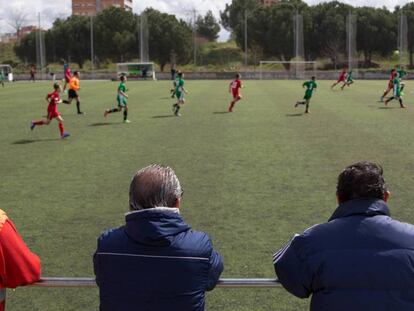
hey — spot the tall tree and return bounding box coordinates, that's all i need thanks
[356,7,396,67]
[400,3,414,67]
[8,8,27,41]
[94,7,138,62]
[145,8,192,71]
[311,1,351,68]
[196,11,221,41]
[14,32,36,64]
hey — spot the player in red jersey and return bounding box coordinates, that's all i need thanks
[63,63,72,92]
[30,83,70,139]
[380,69,397,102]
[228,73,243,112]
[331,68,347,90]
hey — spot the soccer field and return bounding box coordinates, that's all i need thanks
[1,79,414,310]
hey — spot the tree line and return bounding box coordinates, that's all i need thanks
[14,7,220,71]
[13,1,414,70]
[221,0,414,68]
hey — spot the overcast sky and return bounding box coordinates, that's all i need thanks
[0,0,413,40]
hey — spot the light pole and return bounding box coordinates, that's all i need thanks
[90,16,94,78]
[244,9,248,67]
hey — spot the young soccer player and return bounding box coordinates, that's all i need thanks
[380,69,397,102]
[29,66,36,82]
[63,63,72,92]
[172,72,187,117]
[228,73,243,112]
[396,65,408,93]
[104,75,130,123]
[62,71,84,115]
[0,71,4,88]
[170,71,180,98]
[341,70,354,90]
[295,76,317,114]
[384,74,406,108]
[30,83,70,139]
[331,68,347,90]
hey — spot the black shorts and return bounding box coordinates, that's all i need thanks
[68,89,78,99]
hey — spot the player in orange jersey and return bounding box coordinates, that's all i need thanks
[62,71,84,115]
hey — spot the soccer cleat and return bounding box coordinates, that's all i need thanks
[295,102,300,108]
[104,110,108,118]
[78,111,85,115]
[123,119,131,123]
[30,122,35,131]
[61,132,70,139]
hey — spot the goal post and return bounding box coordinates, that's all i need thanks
[259,61,317,80]
[116,62,156,80]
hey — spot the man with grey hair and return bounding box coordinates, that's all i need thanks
[94,164,224,311]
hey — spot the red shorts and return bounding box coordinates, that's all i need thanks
[387,81,394,89]
[47,106,60,119]
[337,77,346,83]
[232,90,241,99]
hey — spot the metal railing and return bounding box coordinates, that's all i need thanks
[32,277,281,288]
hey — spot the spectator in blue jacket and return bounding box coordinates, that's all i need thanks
[274,161,414,311]
[94,164,224,311]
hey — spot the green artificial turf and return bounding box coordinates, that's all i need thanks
[1,79,414,310]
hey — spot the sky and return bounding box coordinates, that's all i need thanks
[0,0,413,40]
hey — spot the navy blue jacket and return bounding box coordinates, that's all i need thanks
[274,199,414,311]
[94,208,223,311]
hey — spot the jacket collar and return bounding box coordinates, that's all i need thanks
[329,198,390,222]
[125,207,190,246]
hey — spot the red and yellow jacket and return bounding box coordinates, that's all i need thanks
[0,210,41,311]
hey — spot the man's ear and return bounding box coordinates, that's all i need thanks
[174,197,181,209]
[383,191,391,203]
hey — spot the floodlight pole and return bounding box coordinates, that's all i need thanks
[348,11,351,70]
[244,9,248,67]
[193,9,197,71]
[38,13,45,80]
[90,16,94,78]
[399,11,404,66]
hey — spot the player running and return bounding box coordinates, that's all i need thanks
[104,75,130,123]
[331,68,347,90]
[30,83,70,139]
[170,71,180,98]
[341,70,354,90]
[396,65,407,94]
[228,73,243,112]
[295,76,317,114]
[172,72,187,117]
[62,71,84,115]
[384,74,406,108]
[0,71,4,88]
[63,63,72,92]
[380,69,397,102]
